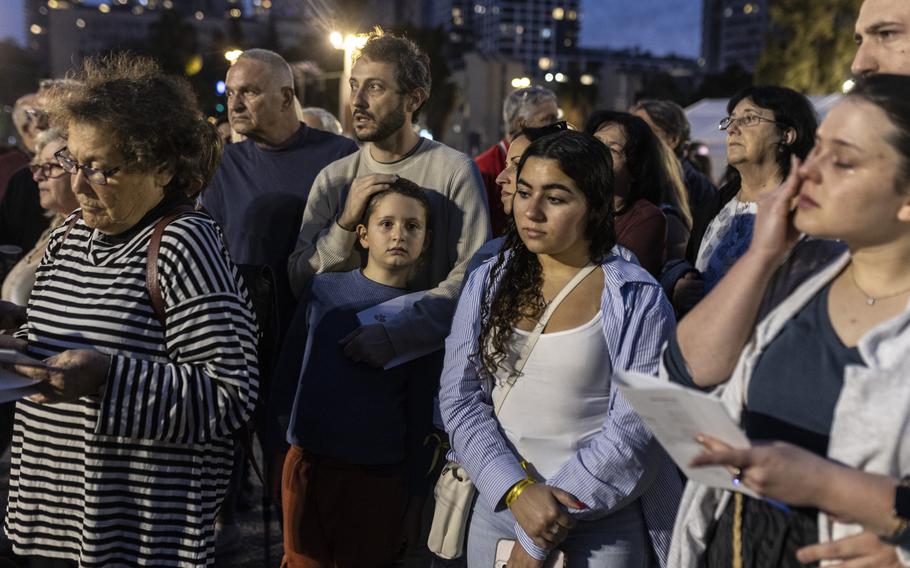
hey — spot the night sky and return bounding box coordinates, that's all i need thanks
[0,0,703,58]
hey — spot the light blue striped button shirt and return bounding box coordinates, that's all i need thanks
[439,252,683,566]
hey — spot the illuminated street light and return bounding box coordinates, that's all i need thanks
[224,49,243,63]
[544,73,554,82]
[510,77,531,88]
[554,73,567,83]
[580,74,594,85]
[329,31,343,50]
[98,3,111,13]
[30,24,43,35]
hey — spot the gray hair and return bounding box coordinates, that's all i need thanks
[33,128,66,155]
[630,99,691,154]
[12,93,38,136]
[300,107,342,135]
[236,48,294,91]
[503,86,557,134]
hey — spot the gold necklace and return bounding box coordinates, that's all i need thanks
[850,266,910,306]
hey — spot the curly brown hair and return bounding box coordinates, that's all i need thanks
[354,30,431,117]
[45,52,219,198]
[473,130,616,379]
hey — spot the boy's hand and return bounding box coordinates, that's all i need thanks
[339,324,395,368]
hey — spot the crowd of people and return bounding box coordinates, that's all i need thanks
[0,0,907,567]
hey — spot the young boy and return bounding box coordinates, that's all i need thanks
[279,178,436,568]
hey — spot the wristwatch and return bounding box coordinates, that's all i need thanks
[884,477,910,544]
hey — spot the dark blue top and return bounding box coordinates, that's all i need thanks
[281,269,439,492]
[745,283,862,456]
[666,283,862,457]
[200,123,357,269]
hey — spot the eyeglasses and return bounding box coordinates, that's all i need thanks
[29,162,67,180]
[718,114,783,131]
[54,147,122,185]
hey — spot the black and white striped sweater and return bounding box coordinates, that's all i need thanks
[7,209,259,567]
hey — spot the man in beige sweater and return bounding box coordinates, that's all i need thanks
[288,32,490,368]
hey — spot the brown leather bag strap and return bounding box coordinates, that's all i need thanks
[60,210,83,245]
[146,205,196,326]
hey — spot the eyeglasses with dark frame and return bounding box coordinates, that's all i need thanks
[54,147,122,185]
[718,114,784,131]
[29,162,67,180]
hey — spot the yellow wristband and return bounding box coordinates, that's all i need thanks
[505,478,536,509]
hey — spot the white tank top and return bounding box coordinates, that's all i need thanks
[493,311,612,480]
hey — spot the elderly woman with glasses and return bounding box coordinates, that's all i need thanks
[662,86,818,315]
[1,129,78,306]
[0,54,258,567]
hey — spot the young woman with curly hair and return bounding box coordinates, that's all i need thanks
[440,130,682,568]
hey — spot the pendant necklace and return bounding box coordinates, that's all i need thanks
[850,267,910,306]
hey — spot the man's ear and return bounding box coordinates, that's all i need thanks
[356,223,369,249]
[406,88,428,114]
[281,86,296,111]
[896,195,910,223]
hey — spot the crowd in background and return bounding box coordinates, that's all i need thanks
[0,0,907,567]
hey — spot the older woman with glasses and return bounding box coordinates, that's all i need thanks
[662,86,818,315]
[0,54,258,567]
[1,129,78,306]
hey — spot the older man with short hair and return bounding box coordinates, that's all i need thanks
[201,48,357,314]
[475,86,558,235]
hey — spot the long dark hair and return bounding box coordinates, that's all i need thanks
[473,130,616,379]
[584,110,667,212]
[726,85,818,177]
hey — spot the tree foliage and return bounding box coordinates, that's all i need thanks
[755,0,862,94]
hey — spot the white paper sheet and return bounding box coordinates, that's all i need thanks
[614,370,758,497]
[356,291,437,369]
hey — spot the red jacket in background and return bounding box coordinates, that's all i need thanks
[474,139,509,237]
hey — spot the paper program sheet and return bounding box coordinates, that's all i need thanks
[356,291,437,369]
[614,370,758,497]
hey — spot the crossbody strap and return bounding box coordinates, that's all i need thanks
[146,204,196,324]
[493,263,597,415]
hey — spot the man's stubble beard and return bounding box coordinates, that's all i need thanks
[354,103,408,143]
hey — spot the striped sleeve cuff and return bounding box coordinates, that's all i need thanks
[515,524,549,561]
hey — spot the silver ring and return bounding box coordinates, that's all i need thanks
[732,467,743,486]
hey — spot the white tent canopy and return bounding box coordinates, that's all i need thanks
[685,94,842,183]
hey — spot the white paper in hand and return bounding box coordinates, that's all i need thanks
[0,350,44,401]
[614,370,758,497]
[356,291,437,369]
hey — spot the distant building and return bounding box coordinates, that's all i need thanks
[583,48,703,111]
[24,0,313,78]
[437,0,581,78]
[447,52,524,155]
[701,0,771,73]
[366,0,438,29]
